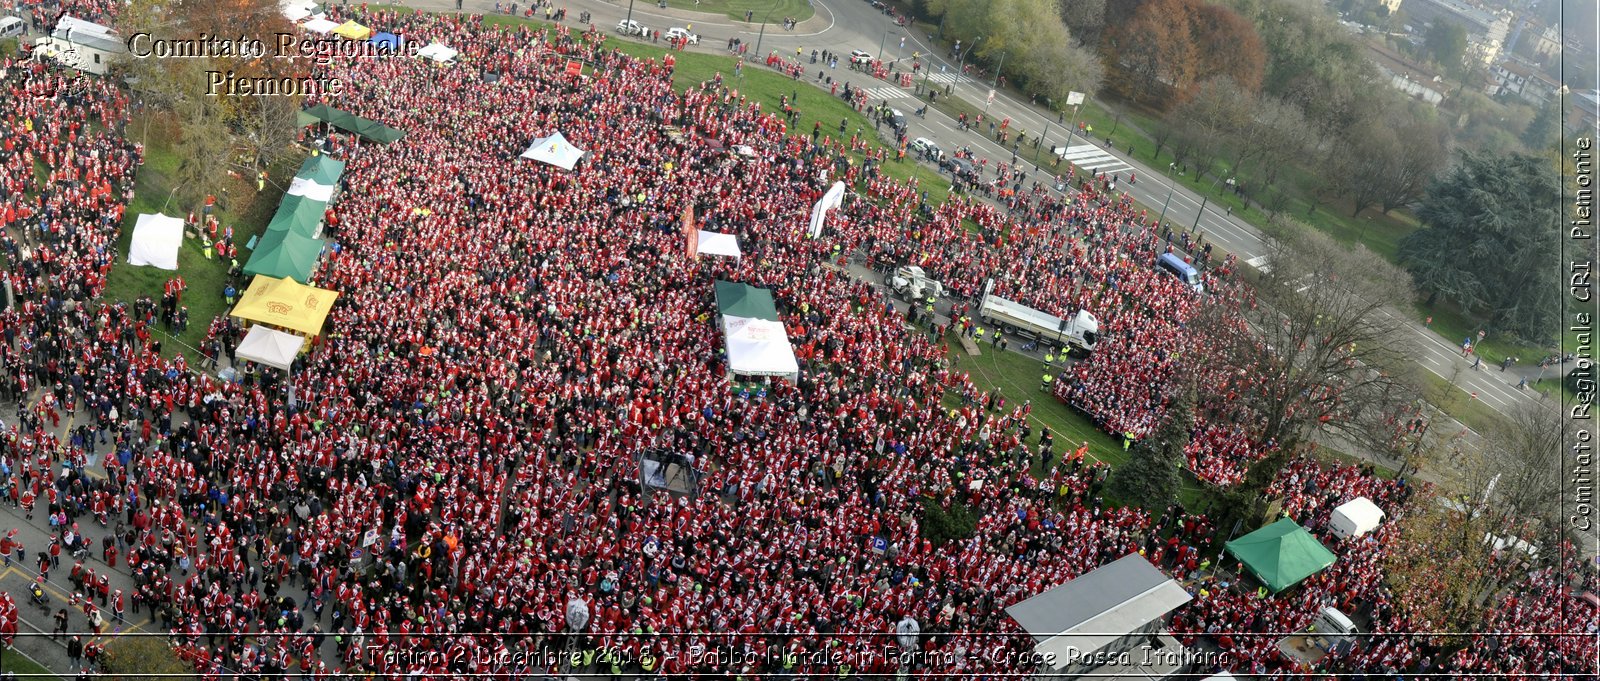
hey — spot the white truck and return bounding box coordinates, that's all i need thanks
[975,279,1099,356]
[1276,607,1358,669]
[888,266,945,301]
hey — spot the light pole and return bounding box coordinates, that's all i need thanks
[1157,163,1177,226]
[991,50,1006,88]
[957,37,981,94]
[1191,195,1208,234]
[625,0,636,27]
[1034,103,1054,172]
[878,28,895,62]
[752,4,781,62]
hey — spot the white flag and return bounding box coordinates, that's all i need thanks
[808,181,846,239]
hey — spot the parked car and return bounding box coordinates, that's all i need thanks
[850,49,873,65]
[910,137,940,159]
[615,19,648,37]
[888,108,907,129]
[666,27,700,45]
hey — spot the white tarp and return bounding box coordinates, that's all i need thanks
[128,213,184,270]
[520,132,586,171]
[417,42,459,63]
[235,325,307,371]
[807,180,846,238]
[286,176,336,202]
[722,315,799,378]
[1329,497,1385,539]
[695,230,741,258]
[302,17,339,34]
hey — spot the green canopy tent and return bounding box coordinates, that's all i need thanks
[1224,518,1337,593]
[300,103,338,123]
[299,104,406,144]
[713,280,781,320]
[295,155,345,186]
[265,195,326,238]
[242,230,325,283]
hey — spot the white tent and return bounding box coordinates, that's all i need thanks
[416,42,459,64]
[280,0,317,21]
[302,17,339,34]
[1328,497,1385,539]
[235,325,307,371]
[695,230,741,258]
[807,181,845,238]
[127,213,184,270]
[722,316,799,379]
[520,132,586,171]
[286,176,336,202]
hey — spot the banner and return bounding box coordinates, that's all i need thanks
[807,181,846,239]
[1066,90,1085,106]
[683,204,698,257]
[565,59,582,77]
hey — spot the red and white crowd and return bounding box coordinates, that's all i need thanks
[0,2,1581,678]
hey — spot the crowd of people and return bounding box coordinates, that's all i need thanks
[0,2,1580,678]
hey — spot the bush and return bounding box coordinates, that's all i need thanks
[919,496,979,545]
[99,636,191,681]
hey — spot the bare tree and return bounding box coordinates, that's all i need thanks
[1195,217,1419,493]
[1167,76,1253,180]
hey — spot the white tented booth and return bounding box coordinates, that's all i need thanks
[127,213,185,270]
[721,316,799,379]
[417,42,460,64]
[235,325,307,371]
[1328,497,1385,540]
[694,230,742,259]
[520,132,586,170]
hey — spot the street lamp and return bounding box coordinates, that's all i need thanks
[752,4,782,63]
[1157,163,1177,226]
[956,37,981,94]
[625,0,636,27]
[991,50,1006,88]
[878,28,896,62]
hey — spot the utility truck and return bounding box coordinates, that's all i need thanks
[975,279,1098,356]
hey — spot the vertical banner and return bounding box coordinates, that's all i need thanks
[684,204,699,257]
[808,181,847,239]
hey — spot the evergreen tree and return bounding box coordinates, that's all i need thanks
[1105,381,1195,510]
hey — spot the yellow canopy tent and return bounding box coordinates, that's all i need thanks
[333,20,371,40]
[230,275,339,337]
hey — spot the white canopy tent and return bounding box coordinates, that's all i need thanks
[286,176,336,202]
[1328,497,1386,539]
[520,132,586,170]
[235,325,307,371]
[127,213,184,270]
[302,17,339,34]
[280,0,317,21]
[695,230,741,258]
[722,316,799,379]
[416,42,459,63]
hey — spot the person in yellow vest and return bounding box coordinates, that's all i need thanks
[640,650,657,673]
[1043,350,1055,368]
[1123,431,1135,450]
[1040,371,1053,391]
[974,326,985,342]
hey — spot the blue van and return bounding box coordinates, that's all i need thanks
[1156,252,1204,293]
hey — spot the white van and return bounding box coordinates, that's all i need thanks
[0,17,26,41]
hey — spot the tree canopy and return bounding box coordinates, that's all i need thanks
[1103,0,1265,107]
[1398,152,1564,343]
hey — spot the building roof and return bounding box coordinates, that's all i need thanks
[51,16,125,54]
[1005,554,1193,660]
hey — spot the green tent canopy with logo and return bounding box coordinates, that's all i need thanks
[1224,518,1337,593]
[713,280,798,380]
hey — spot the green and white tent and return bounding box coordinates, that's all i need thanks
[1225,518,1337,593]
[243,230,325,283]
[713,280,799,381]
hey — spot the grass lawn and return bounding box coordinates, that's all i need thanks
[660,0,814,23]
[1315,445,1400,479]
[100,112,293,367]
[1417,369,1511,434]
[2,649,57,679]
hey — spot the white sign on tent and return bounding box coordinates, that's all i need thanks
[128,213,184,270]
[722,316,799,378]
[286,176,336,202]
[520,132,586,171]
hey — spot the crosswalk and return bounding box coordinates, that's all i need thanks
[1054,144,1132,176]
[924,72,959,85]
[861,86,910,101]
